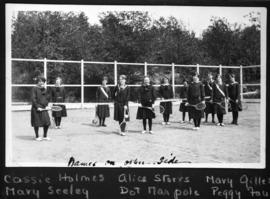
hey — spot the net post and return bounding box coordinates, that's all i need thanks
[144,62,147,76]
[172,63,175,98]
[196,64,200,74]
[219,64,222,76]
[240,65,243,101]
[44,58,47,88]
[114,60,117,86]
[81,59,84,109]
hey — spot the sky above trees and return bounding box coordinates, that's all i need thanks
[7,4,265,37]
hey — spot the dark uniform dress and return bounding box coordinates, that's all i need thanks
[96,86,111,118]
[204,80,215,115]
[212,83,227,115]
[159,84,173,115]
[179,85,188,112]
[31,86,51,127]
[50,86,67,118]
[113,85,130,122]
[227,82,241,124]
[136,84,156,119]
[187,81,205,123]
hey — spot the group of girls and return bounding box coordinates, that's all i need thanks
[178,72,241,129]
[31,77,67,141]
[30,72,241,140]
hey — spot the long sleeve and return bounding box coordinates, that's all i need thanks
[211,84,215,100]
[125,87,130,106]
[225,85,228,98]
[236,83,240,100]
[31,88,42,109]
[108,88,111,100]
[112,86,117,101]
[159,86,163,98]
[50,88,55,102]
[187,86,191,103]
[200,83,205,101]
[151,86,156,104]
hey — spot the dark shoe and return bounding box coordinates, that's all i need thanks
[102,124,107,127]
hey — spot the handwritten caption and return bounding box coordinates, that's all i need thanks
[3,173,269,199]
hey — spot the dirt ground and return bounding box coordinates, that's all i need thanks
[9,103,261,167]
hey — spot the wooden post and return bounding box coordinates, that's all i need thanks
[114,61,117,86]
[44,58,47,88]
[240,65,244,101]
[219,64,222,76]
[172,63,175,98]
[144,62,147,76]
[196,64,200,74]
[81,59,84,108]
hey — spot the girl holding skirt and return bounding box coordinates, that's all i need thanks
[50,77,67,129]
[204,72,215,123]
[211,75,228,126]
[227,73,241,125]
[136,76,156,134]
[159,77,173,125]
[187,72,205,130]
[96,76,111,126]
[179,79,191,123]
[31,77,51,141]
[113,75,130,136]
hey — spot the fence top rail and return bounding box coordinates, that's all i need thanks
[84,61,115,65]
[242,65,261,68]
[12,58,44,62]
[174,64,197,67]
[11,58,259,68]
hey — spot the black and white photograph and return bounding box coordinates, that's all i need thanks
[5,4,266,167]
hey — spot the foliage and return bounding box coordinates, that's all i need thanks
[11,11,261,102]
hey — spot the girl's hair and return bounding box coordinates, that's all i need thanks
[55,77,62,84]
[182,78,188,84]
[161,76,169,84]
[102,76,108,82]
[215,74,222,80]
[191,71,199,77]
[229,73,235,78]
[36,76,46,83]
[119,74,127,80]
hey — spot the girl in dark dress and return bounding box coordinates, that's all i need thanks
[136,76,156,134]
[50,77,67,129]
[31,77,51,141]
[159,77,173,125]
[204,72,215,123]
[179,79,191,123]
[211,75,228,126]
[227,73,241,125]
[96,76,111,126]
[113,75,130,136]
[187,72,205,130]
